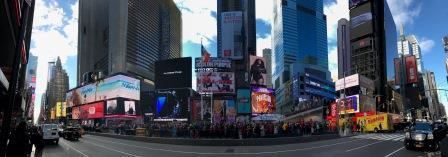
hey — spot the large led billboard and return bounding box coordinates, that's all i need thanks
[251,87,275,115]
[155,57,192,89]
[79,101,104,119]
[66,74,140,106]
[191,98,212,122]
[250,55,267,86]
[221,11,243,59]
[236,89,251,114]
[196,71,235,93]
[154,89,190,121]
[405,55,418,84]
[336,95,360,114]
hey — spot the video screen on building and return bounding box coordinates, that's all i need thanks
[212,100,236,124]
[154,89,190,121]
[79,101,104,119]
[237,89,251,114]
[250,55,267,86]
[196,71,235,93]
[155,57,192,89]
[251,87,276,115]
[191,99,212,122]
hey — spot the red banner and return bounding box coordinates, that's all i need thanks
[80,102,104,119]
[405,55,418,84]
[330,102,337,117]
[394,58,401,85]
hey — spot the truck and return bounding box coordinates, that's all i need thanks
[357,113,394,132]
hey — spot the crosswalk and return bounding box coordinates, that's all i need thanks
[349,133,405,142]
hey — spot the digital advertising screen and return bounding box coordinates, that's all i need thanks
[237,89,251,114]
[79,101,104,119]
[213,100,227,123]
[72,107,80,119]
[124,101,136,115]
[196,71,235,93]
[250,55,267,86]
[251,87,276,115]
[190,99,212,122]
[155,57,192,89]
[225,100,236,123]
[221,11,243,59]
[336,95,360,114]
[106,99,118,115]
[154,89,190,121]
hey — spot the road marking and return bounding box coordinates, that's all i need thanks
[384,146,404,157]
[83,140,141,157]
[60,140,89,157]
[345,140,386,152]
[84,135,365,155]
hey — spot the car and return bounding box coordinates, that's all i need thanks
[62,127,81,141]
[41,124,59,144]
[404,122,444,151]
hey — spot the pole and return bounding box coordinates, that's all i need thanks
[0,1,32,155]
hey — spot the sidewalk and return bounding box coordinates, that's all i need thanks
[86,132,340,146]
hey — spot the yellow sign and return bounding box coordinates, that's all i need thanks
[62,102,67,117]
[56,102,62,117]
[50,108,55,120]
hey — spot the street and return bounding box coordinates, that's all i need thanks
[38,133,442,157]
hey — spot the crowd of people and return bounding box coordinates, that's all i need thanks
[103,120,335,139]
[3,121,45,157]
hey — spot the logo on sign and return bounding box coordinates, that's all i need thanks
[88,107,95,114]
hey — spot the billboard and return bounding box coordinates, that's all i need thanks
[336,95,360,114]
[213,100,227,123]
[56,102,62,117]
[79,102,104,119]
[444,36,448,53]
[155,57,192,89]
[154,89,190,121]
[394,58,401,85]
[106,100,118,115]
[405,55,418,84]
[350,12,372,29]
[335,74,359,91]
[250,55,267,86]
[50,108,55,120]
[251,87,276,115]
[191,98,212,122]
[349,0,369,10]
[237,89,251,114]
[195,57,232,69]
[62,102,67,117]
[72,107,80,120]
[66,74,140,106]
[124,101,136,115]
[221,11,243,59]
[196,72,235,93]
[225,100,236,123]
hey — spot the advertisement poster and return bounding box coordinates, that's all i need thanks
[106,100,118,115]
[62,102,67,117]
[394,58,401,85]
[50,108,55,120]
[337,95,359,114]
[226,100,236,123]
[405,55,418,84]
[66,75,140,106]
[124,101,136,115]
[350,12,372,28]
[80,102,104,119]
[221,11,243,59]
[213,100,226,123]
[195,57,232,69]
[155,57,192,89]
[251,87,276,115]
[196,72,235,93]
[250,55,267,86]
[154,89,189,121]
[330,102,337,117]
[237,89,251,114]
[56,102,62,117]
[191,99,201,121]
[72,107,80,119]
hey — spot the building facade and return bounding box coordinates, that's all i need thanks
[45,57,69,121]
[263,48,273,88]
[24,54,37,120]
[77,0,182,89]
[425,71,441,119]
[349,0,397,105]
[273,0,328,115]
[337,18,351,79]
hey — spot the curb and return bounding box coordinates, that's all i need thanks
[86,132,341,146]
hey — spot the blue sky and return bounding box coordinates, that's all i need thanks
[31,0,448,121]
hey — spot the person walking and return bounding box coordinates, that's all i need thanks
[30,126,44,157]
[7,122,31,157]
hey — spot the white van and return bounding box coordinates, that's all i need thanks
[42,124,59,144]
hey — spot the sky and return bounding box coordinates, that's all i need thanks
[30,0,448,121]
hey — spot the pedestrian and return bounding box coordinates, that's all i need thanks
[30,126,44,157]
[7,122,31,157]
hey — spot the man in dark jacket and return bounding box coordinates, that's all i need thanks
[7,121,31,157]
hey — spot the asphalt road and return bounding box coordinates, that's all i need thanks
[38,133,442,157]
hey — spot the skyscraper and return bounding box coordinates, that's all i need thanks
[25,54,37,120]
[272,0,329,113]
[263,48,273,88]
[337,18,351,79]
[45,57,69,120]
[349,0,397,99]
[77,0,182,89]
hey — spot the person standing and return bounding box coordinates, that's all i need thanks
[7,122,31,157]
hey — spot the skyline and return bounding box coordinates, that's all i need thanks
[30,0,448,121]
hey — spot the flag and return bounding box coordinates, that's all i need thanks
[201,44,211,63]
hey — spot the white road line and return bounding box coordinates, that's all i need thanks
[83,140,141,157]
[384,147,405,157]
[60,140,89,157]
[84,136,365,155]
[346,140,386,152]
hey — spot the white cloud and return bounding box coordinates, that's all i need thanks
[386,0,421,27]
[256,0,274,24]
[257,35,271,57]
[324,0,349,42]
[32,0,79,121]
[174,0,217,46]
[419,37,435,54]
[328,46,338,82]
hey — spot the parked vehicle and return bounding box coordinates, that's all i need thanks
[357,113,394,132]
[404,122,444,151]
[62,127,81,141]
[41,124,59,144]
